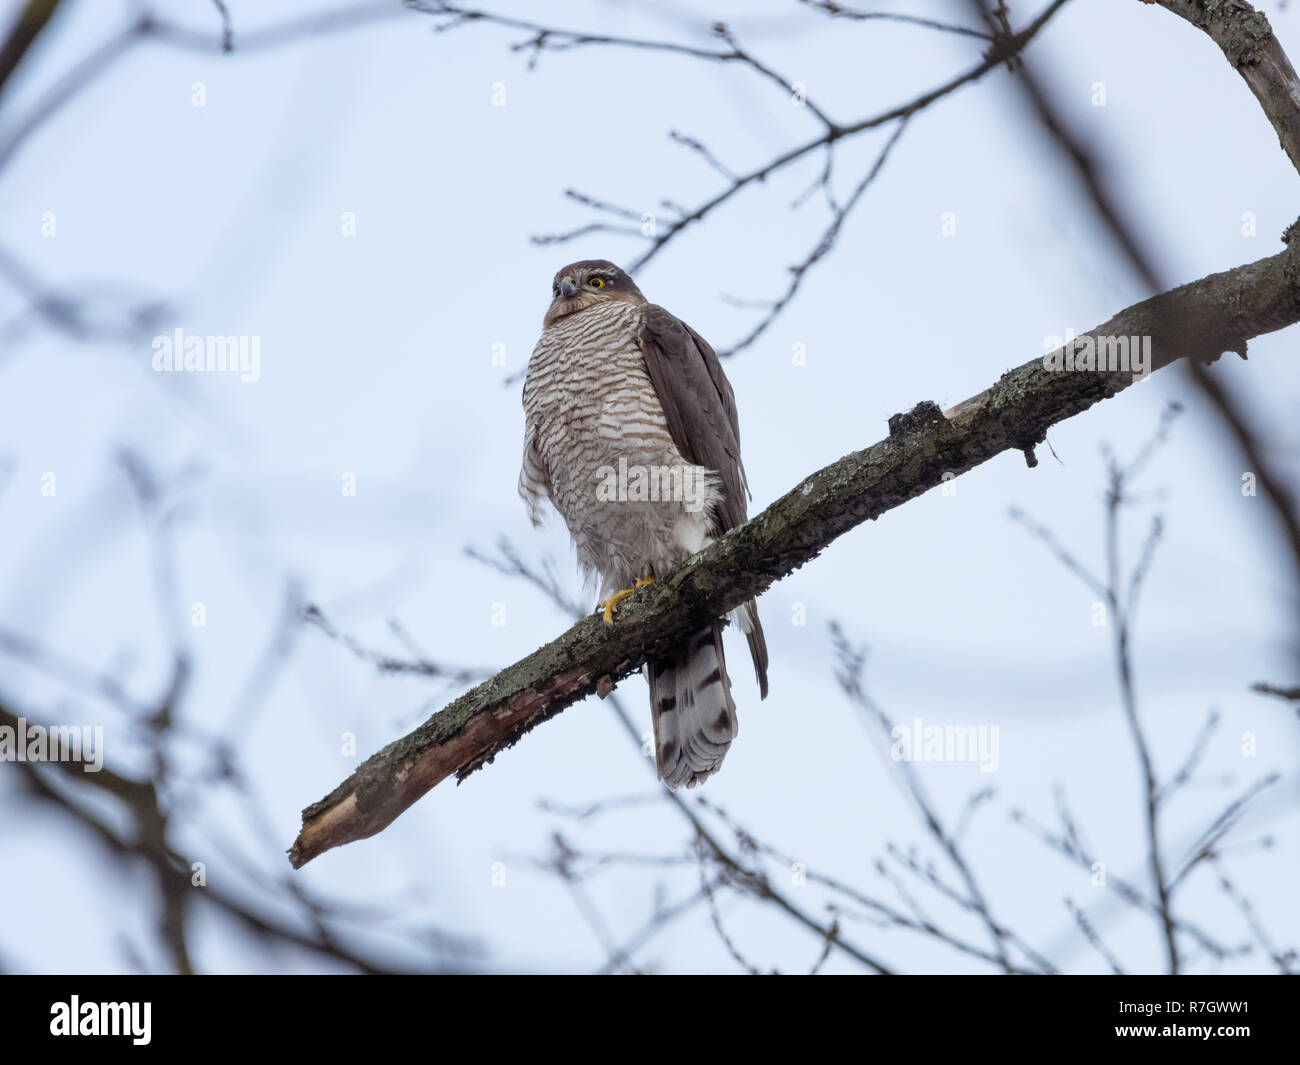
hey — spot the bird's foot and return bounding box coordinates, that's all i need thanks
[598,587,637,625]
[597,575,654,625]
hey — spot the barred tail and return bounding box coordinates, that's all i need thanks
[648,624,738,788]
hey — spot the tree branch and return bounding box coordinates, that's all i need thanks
[289,242,1300,867]
[0,0,64,98]
[1146,0,1300,180]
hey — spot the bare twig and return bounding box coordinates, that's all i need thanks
[1168,773,1281,892]
[721,118,908,356]
[1010,807,1251,961]
[417,2,837,126]
[302,604,493,684]
[1156,710,1220,807]
[1013,414,1184,972]
[831,626,1039,973]
[1208,855,1297,974]
[1251,682,1300,708]
[1065,898,1125,974]
[798,0,994,41]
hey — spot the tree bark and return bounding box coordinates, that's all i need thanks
[1148,0,1300,180]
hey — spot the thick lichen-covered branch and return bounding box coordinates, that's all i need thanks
[290,243,1300,868]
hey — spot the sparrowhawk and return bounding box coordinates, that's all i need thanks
[519,259,769,787]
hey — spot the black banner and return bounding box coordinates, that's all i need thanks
[2,974,1289,1052]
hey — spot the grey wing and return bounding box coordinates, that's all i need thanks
[638,304,768,698]
[637,304,749,535]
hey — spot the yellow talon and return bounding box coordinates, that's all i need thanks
[598,587,636,624]
[598,574,655,624]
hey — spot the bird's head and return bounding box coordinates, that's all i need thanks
[544,259,644,326]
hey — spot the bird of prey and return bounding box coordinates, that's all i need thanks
[519,259,768,788]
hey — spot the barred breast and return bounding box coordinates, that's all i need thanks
[519,301,718,594]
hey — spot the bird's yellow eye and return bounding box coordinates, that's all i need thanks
[589,277,606,289]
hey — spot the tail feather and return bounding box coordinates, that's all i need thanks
[649,625,737,788]
[738,598,769,700]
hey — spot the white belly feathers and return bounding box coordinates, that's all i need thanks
[520,301,720,593]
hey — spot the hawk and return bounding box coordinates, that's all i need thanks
[519,259,769,788]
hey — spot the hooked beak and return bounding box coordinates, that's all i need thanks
[559,277,577,298]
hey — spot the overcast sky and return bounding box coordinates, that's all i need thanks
[1,0,1297,973]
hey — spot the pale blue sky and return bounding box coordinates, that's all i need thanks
[1,0,1296,973]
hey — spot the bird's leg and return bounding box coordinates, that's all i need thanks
[598,568,655,625]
